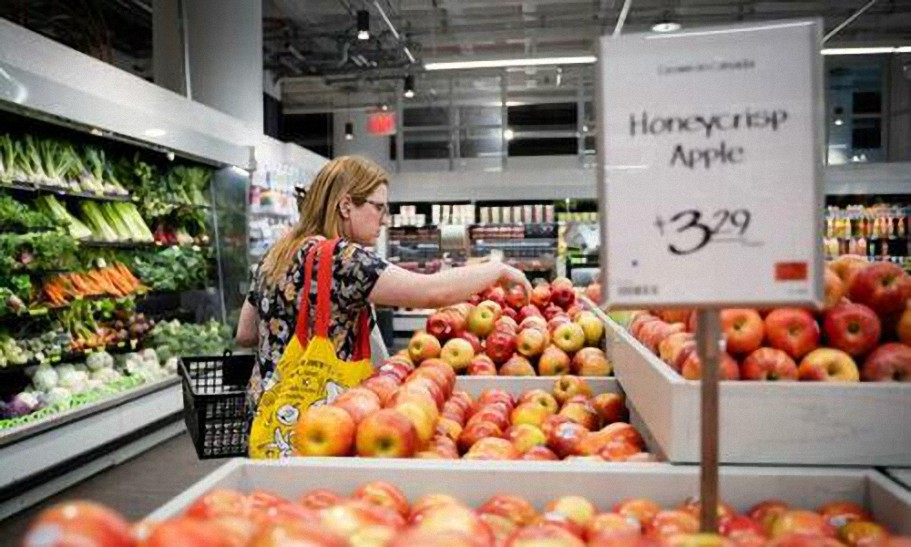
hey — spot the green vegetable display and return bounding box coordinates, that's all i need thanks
[128,246,210,292]
[146,319,232,357]
[0,193,59,233]
[0,231,77,275]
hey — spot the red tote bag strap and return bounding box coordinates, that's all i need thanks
[314,238,341,338]
[293,240,321,341]
[352,308,373,361]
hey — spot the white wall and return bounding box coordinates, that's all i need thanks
[333,110,395,173]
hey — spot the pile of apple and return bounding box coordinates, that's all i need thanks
[408,277,611,376]
[630,258,911,382]
[24,485,911,547]
[292,353,648,462]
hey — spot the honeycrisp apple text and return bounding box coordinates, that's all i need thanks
[629,108,789,170]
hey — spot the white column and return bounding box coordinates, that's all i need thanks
[184,0,264,132]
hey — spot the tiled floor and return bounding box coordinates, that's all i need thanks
[1,433,222,545]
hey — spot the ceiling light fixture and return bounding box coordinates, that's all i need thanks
[357,10,370,40]
[404,75,415,98]
[143,128,166,138]
[424,55,597,71]
[651,21,681,33]
[822,46,911,55]
[503,128,515,141]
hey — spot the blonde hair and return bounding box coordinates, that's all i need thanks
[260,155,389,286]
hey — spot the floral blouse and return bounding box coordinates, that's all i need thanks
[245,238,388,408]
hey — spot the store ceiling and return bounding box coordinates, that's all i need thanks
[3,1,911,111]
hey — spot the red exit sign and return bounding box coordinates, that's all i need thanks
[366,112,397,136]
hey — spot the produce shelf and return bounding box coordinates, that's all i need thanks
[145,459,911,535]
[0,180,132,202]
[599,309,911,466]
[0,375,180,480]
[0,337,142,374]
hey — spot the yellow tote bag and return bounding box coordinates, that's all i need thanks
[249,238,374,459]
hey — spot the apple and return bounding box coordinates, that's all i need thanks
[591,393,627,424]
[468,305,499,338]
[486,330,518,365]
[500,355,537,376]
[351,481,410,518]
[298,489,344,510]
[840,521,888,546]
[566,304,584,320]
[613,498,662,530]
[545,496,597,528]
[479,495,539,527]
[468,356,498,376]
[505,424,548,453]
[640,321,687,354]
[584,513,640,542]
[458,332,483,355]
[741,347,798,381]
[547,314,572,333]
[411,503,494,546]
[409,494,461,519]
[294,406,356,457]
[764,309,821,360]
[539,345,572,376]
[397,377,445,410]
[824,268,847,310]
[426,309,465,341]
[464,437,520,460]
[26,500,135,547]
[863,343,911,381]
[484,286,507,307]
[558,400,600,431]
[510,402,554,430]
[581,422,644,455]
[435,417,463,442]
[517,305,544,326]
[718,515,765,539]
[467,406,511,432]
[507,523,586,547]
[678,498,735,522]
[394,401,435,446]
[441,338,475,373]
[430,436,459,459]
[503,307,519,320]
[849,262,910,317]
[479,298,504,316]
[571,347,612,376]
[823,303,882,357]
[681,352,741,381]
[766,534,843,547]
[390,528,484,547]
[408,332,442,364]
[362,375,401,406]
[520,315,549,332]
[476,389,515,411]
[660,533,737,547]
[521,446,560,461]
[143,517,257,547]
[375,360,413,384]
[479,513,520,546]
[410,365,454,398]
[518,389,559,413]
[770,510,835,539]
[333,387,382,425]
[546,419,589,458]
[831,255,868,284]
[553,375,593,405]
[721,309,765,355]
[457,421,504,454]
[631,314,661,339]
[747,500,789,535]
[814,500,869,529]
[355,409,418,458]
[645,510,699,538]
[543,305,568,323]
[320,499,405,539]
[517,328,549,357]
[574,311,605,347]
[531,283,553,308]
[897,306,911,345]
[553,322,586,353]
[798,348,860,382]
[495,316,520,335]
[551,280,577,310]
[506,285,529,310]
[660,332,694,363]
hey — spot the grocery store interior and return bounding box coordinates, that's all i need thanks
[1,0,911,545]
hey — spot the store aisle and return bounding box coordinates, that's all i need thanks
[1,432,223,544]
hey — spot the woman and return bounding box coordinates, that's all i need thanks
[236,155,529,413]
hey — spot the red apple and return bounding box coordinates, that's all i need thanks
[355,409,418,458]
[764,309,821,360]
[631,314,661,339]
[862,343,911,381]
[681,352,741,381]
[507,523,586,547]
[539,345,572,376]
[721,309,765,355]
[824,268,847,310]
[571,347,612,376]
[464,437,520,460]
[798,348,860,382]
[553,375,593,405]
[718,515,765,539]
[641,321,687,354]
[375,360,413,384]
[531,283,553,308]
[506,285,529,310]
[817,500,870,528]
[831,255,868,285]
[590,393,627,424]
[849,262,910,317]
[551,282,577,310]
[839,521,888,546]
[332,387,382,425]
[458,332,483,355]
[823,303,882,357]
[546,419,589,458]
[499,355,537,376]
[558,400,600,431]
[741,347,798,381]
[468,356,498,376]
[477,388,515,411]
[897,306,911,346]
[518,389,559,414]
[747,500,789,535]
[294,406,356,457]
[362,375,401,406]
[766,533,843,547]
[467,406,511,432]
[521,446,560,461]
[479,495,539,527]
[770,510,835,539]
[517,304,544,325]
[613,498,661,529]
[645,510,699,538]
[457,421,504,454]
[26,501,134,547]
[426,309,464,342]
[486,330,518,365]
[408,331,442,364]
[298,489,344,510]
[545,496,597,528]
[352,481,410,518]
[544,304,568,322]
[505,424,548,454]
[484,287,507,309]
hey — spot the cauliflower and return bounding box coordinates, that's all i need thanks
[59,370,89,395]
[40,387,72,407]
[139,348,159,366]
[86,351,114,372]
[32,364,59,392]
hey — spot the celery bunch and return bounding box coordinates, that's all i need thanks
[77,201,153,243]
[35,195,92,240]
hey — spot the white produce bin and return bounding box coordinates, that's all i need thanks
[603,314,911,466]
[145,459,911,535]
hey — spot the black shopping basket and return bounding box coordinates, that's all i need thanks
[179,352,256,459]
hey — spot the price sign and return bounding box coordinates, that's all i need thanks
[598,20,823,308]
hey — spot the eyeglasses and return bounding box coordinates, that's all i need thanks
[364,199,390,217]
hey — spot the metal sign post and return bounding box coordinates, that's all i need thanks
[696,309,721,532]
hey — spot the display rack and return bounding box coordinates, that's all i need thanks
[823,198,911,268]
